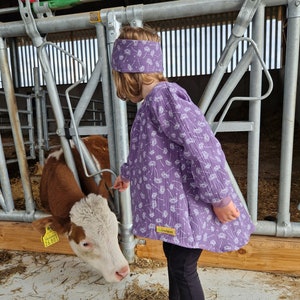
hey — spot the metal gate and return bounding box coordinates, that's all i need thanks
[0,0,299,263]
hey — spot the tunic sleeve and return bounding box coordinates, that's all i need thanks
[149,83,233,205]
[120,162,130,182]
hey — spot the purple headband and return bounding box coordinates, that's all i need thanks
[111,39,164,73]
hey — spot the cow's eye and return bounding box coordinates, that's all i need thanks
[80,240,93,250]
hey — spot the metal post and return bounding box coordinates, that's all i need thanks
[34,67,45,166]
[0,37,35,214]
[103,10,136,263]
[95,22,119,210]
[277,0,300,235]
[0,134,14,212]
[247,5,265,223]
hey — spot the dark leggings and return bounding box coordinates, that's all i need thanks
[163,242,205,300]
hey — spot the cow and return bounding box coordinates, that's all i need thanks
[32,135,130,283]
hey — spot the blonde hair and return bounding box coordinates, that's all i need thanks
[112,26,167,101]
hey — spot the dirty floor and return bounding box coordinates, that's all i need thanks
[0,251,299,300]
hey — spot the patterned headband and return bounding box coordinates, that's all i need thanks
[111,39,164,73]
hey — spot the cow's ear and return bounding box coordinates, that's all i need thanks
[32,216,69,235]
[32,217,53,234]
[68,222,86,244]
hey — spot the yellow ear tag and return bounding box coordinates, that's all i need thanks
[42,226,59,247]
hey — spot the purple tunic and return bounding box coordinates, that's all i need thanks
[121,82,255,252]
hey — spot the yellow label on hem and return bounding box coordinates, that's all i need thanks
[42,226,59,248]
[156,226,176,236]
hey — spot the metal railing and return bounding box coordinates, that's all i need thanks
[0,7,284,88]
[0,0,298,263]
[0,92,36,163]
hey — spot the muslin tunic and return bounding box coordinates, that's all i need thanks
[120,82,255,252]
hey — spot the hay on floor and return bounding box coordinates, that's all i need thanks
[114,278,168,300]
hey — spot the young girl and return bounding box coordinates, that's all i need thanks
[112,26,255,300]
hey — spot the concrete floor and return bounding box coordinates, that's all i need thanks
[1,251,299,300]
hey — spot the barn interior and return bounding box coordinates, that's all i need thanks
[0,0,299,299]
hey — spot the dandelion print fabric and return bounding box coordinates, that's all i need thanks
[121,82,255,252]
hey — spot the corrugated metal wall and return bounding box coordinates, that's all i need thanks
[0,6,285,88]
[156,6,284,77]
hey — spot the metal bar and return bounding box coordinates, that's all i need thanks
[126,0,287,23]
[26,96,36,159]
[41,90,50,151]
[0,12,95,37]
[34,66,45,166]
[205,47,255,124]
[68,126,108,136]
[38,45,81,183]
[0,210,49,222]
[210,121,254,132]
[0,37,35,214]
[247,5,265,224]
[0,134,14,212]
[0,1,287,38]
[105,16,135,263]
[277,0,300,235]
[0,7,19,15]
[198,0,262,113]
[95,22,117,178]
[254,220,300,237]
[73,58,103,127]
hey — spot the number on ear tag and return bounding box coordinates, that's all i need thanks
[42,226,59,247]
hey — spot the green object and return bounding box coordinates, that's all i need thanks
[40,0,82,10]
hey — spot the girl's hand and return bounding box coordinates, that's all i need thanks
[213,200,240,223]
[113,175,130,192]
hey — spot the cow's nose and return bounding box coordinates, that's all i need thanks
[116,265,130,280]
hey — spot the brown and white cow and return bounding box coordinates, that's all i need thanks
[32,135,130,282]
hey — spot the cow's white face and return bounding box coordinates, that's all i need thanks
[68,193,130,282]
